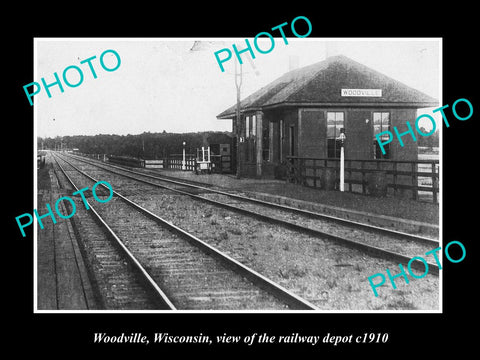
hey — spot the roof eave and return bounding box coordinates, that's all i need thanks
[263,100,438,109]
[216,106,263,119]
[217,100,439,119]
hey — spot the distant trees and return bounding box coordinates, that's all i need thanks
[38,131,233,159]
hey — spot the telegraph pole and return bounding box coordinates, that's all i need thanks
[338,128,346,192]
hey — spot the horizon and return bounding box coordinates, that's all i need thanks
[37,129,234,140]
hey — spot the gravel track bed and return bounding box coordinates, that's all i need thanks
[58,155,439,310]
[54,156,292,310]
[51,157,158,310]
[197,193,434,259]
[66,155,433,258]
[70,205,159,310]
[66,157,435,259]
[129,193,439,310]
[93,198,290,310]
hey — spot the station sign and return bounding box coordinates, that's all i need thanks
[341,89,382,97]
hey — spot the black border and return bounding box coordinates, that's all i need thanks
[8,6,478,356]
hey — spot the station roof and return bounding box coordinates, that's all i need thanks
[217,55,438,119]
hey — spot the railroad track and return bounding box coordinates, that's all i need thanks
[59,152,440,275]
[51,152,318,310]
[51,155,173,310]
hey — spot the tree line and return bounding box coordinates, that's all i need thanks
[38,131,233,159]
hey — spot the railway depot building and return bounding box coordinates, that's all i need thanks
[217,55,439,200]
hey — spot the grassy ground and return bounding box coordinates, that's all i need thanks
[237,182,439,225]
[148,168,439,225]
[134,192,439,310]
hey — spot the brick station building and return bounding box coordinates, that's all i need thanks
[217,55,438,182]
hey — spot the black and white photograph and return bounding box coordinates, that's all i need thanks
[33,38,441,312]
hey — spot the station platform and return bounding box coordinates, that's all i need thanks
[149,168,440,237]
[36,160,99,310]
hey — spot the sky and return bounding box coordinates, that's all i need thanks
[35,38,441,138]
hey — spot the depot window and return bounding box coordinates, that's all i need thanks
[327,111,344,158]
[373,111,390,159]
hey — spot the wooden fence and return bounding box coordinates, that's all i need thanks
[165,155,196,171]
[75,152,232,173]
[286,156,439,203]
[167,154,232,173]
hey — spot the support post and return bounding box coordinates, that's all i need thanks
[256,111,264,177]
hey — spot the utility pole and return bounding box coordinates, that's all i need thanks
[189,41,258,179]
[338,128,346,192]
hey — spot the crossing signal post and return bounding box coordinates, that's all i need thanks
[182,141,186,170]
[338,128,346,192]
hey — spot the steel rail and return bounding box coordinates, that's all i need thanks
[54,152,318,310]
[62,153,440,275]
[52,153,177,310]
